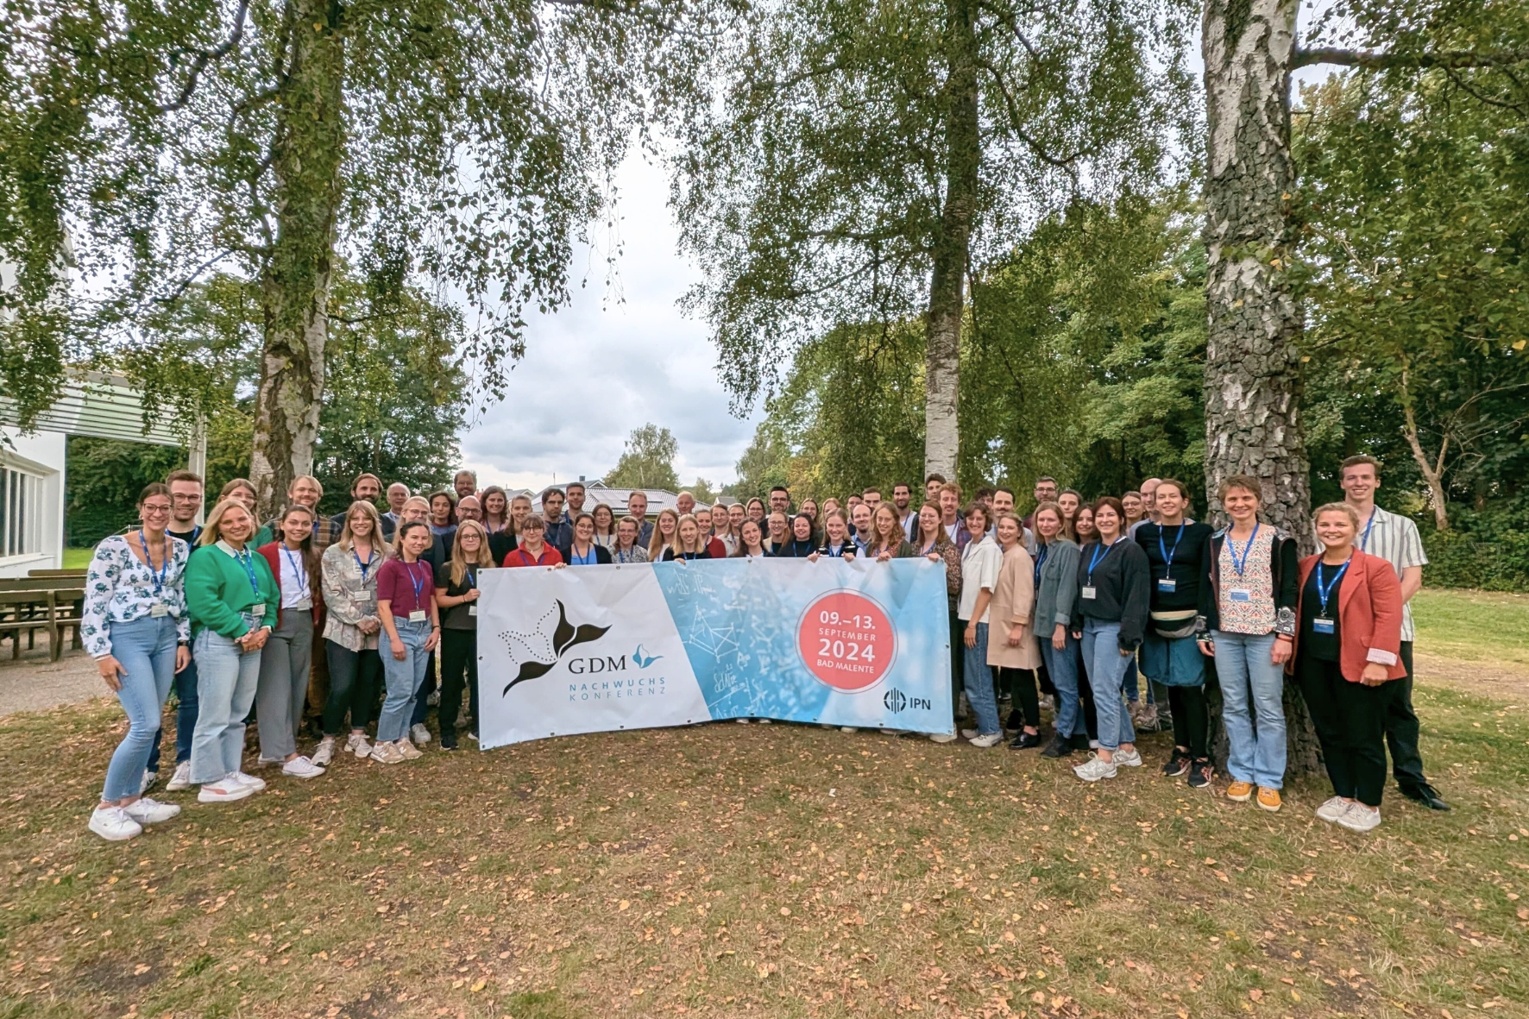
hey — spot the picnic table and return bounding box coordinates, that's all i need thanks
[0,570,87,661]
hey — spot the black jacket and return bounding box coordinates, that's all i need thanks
[488,530,518,566]
[1135,521,1215,613]
[1069,538,1151,651]
[1197,526,1301,636]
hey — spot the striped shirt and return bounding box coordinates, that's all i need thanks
[1354,504,1427,642]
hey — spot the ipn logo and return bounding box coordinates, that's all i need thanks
[883,688,931,714]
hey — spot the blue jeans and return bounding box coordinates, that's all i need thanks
[190,618,263,784]
[1214,630,1288,789]
[146,656,198,775]
[1081,619,1137,750]
[101,616,178,802]
[961,621,1000,735]
[1039,632,1082,738]
[377,620,431,743]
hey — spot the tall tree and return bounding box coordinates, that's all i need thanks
[0,0,719,514]
[670,0,1195,480]
[605,423,681,491]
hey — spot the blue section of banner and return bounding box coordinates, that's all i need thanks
[650,558,952,731]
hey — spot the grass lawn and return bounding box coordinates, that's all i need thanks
[1413,588,1529,668]
[1,677,1525,1019]
[61,548,92,571]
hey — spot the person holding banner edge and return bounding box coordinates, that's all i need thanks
[436,520,495,749]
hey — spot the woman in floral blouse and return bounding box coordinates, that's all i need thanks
[314,501,389,766]
[82,483,192,842]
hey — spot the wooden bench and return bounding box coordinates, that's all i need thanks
[27,569,88,580]
[0,579,87,660]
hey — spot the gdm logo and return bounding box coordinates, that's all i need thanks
[567,655,627,675]
[499,600,609,695]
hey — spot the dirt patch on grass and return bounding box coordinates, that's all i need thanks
[1416,652,1529,703]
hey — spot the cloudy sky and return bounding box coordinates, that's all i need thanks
[456,155,763,493]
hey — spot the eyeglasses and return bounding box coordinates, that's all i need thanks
[172,493,201,502]
[142,504,173,514]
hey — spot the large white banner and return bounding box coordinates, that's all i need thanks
[476,558,953,747]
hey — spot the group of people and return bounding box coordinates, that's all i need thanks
[80,458,1445,843]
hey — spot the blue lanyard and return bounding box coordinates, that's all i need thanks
[1360,511,1376,551]
[408,561,428,606]
[1315,558,1350,617]
[1033,543,1049,585]
[138,530,169,597]
[1227,523,1260,578]
[464,566,477,589]
[354,547,375,581]
[281,546,309,599]
[1157,523,1185,571]
[233,547,261,599]
[571,546,597,565]
[1086,539,1120,584]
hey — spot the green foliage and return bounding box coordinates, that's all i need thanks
[604,424,681,492]
[1418,506,1529,592]
[668,0,1198,414]
[64,438,184,545]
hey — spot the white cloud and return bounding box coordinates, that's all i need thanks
[457,153,762,492]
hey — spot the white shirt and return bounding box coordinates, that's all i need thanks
[1353,504,1427,642]
[957,536,1002,623]
[276,546,312,610]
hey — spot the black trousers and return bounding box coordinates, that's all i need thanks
[1078,652,1098,742]
[1386,642,1430,790]
[324,643,382,735]
[1297,653,1399,807]
[998,667,1040,728]
[439,628,479,744]
[948,611,965,720]
[1167,684,1208,759]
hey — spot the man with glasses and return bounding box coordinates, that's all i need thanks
[149,471,203,794]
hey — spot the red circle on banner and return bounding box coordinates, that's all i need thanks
[798,592,896,691]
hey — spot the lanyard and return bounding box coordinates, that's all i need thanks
[281,546,309,599]
[138,530,169,597]
[464,566,477,589]
[1086,538,1121,584]
[1227,523,1260,578]
[1315,558,1350,617]
[1033,543,1049,585]
[233,547,261,598]
[354,547,375,581]
[407,561,428,606]
[1157,523,1185,571]
[1359,511,1376,552]
[572,546,596,565]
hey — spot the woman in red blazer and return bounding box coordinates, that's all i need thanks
[255,505,327,779]
[1288,503,1407,833]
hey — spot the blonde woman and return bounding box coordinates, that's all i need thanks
[316,501,388,764]
[647,508,681,561]
[662,513,713,561]
[434,520,495,749]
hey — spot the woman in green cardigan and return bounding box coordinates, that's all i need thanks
[186,498,279,804]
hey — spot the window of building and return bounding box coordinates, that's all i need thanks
[0,465,42,559]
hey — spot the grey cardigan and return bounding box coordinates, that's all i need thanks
[1032,538,1081,633]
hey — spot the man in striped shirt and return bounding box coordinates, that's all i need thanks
[1341,455,1449,811]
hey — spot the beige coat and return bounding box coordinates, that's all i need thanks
[987,543,1041,669]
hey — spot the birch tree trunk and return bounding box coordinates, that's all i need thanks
[249,0,346,517]
[1202,0,1320,775]
[923,0,980,482]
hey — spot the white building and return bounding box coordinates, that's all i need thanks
[0,373,200,578]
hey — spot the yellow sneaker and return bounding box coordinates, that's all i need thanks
[1226,780,1254,802]
[1256,787,1282,812]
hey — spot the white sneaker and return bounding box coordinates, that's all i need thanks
[466,733,477,742]
[346,732,372,758]
[757,718,772,725]
[140,770,158,795]
[1316,796,1352,822]
[1088,739,1100,749]
[741,719,756,725]
[397,739,423,761]
[928,732,958,743]
[1073,754,1119,782]
[426,690,440,706]
[281,756,326,779]
[230,771,267,792]
[1335,802,1382,833]
[1113,747,1143,768]
[198,776,255,803]
[840,726,858,733]
[370,742,404,764]
[89,805,144,841]
[960,728,980,740]
[311,737,336,767]
[969,732,1004,748]
[165,760,193,791]
[256,756,284,767]
[123,797,181,824]
[410,723,432,745]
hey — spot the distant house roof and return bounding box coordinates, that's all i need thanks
[534,484,680,518]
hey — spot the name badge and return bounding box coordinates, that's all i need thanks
[408,610,427,623]
[294,597,313,611]
[1080,585,1097,600]
[250,603,266,617]
[1228,588,1251,603]
[1312,617,1335,634]
[150,602,169,618]
[468,605,477,616]
[1157,578,1176,593]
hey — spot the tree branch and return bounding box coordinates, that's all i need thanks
[974,57,1086,175]
[158,0,251,113]
[1293,45,1529,71]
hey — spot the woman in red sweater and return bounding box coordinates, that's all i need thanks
[1289,503,1407,833]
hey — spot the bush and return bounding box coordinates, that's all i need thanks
[1421,507,1529,592]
